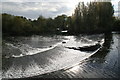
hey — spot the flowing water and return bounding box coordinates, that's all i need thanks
[2,33,119,79]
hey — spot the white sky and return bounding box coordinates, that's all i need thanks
[1,0,119,19]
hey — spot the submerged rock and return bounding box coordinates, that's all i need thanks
[49,46,52,47]
[78,43,101,51]
[62,41,66,44]
[66,43,101,51]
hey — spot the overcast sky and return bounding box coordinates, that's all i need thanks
[1,0,119,20]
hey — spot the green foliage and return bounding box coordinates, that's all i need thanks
[2,2,118,36]
[2,14,57,35]
[113,18,120,31]
[54,14,68,31]
[46,18,56,33]
[71,2,114,34]
[2,13,33,35]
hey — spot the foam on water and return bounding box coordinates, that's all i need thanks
[3,35,105,78]
[5,36,71,58]
[3,47,102,78]
[11,42,61,58]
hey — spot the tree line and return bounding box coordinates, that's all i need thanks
[2,2,120,36]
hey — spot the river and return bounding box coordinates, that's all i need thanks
[2,33,119,79]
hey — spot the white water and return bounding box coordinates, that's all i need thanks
[3,35,104,78]
[5,37,70,58]
[5,36,102,58]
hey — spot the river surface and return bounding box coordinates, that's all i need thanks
[2,33,120,79]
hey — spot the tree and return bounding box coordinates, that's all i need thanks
[46,18,56,33]
[2,2,115,36]
[113,18,120,31]
[71,2,114,34]
[54,14,68,31]
[97,2,114,32]
[2,13,33,35]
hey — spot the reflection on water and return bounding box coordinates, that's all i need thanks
[2,33,119,79]
[90,33,113,61]
[33,33,119,78]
